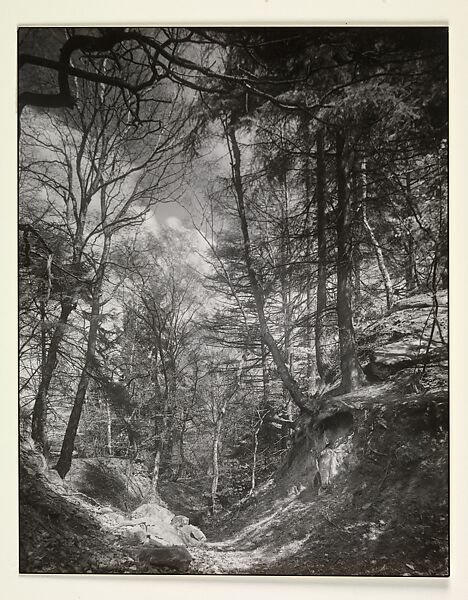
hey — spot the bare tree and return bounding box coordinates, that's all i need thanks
[20,62,189,467]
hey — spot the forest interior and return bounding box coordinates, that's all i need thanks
[18,26,448,576]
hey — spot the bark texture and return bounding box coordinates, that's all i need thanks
[335,132,366,393]
[315,129,331,382]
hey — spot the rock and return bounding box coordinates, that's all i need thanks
[111,513,125,525]
[123,524,147,545]
[141,538,164,549]
[99,506,114,514]
[132,502,174,524]
[178,524,206,544]
[146,521,186,547]
[171,515,190,528]
[391,291,447,312]
[98,510,125,527]
[138,545,192,572]
[186,524,206,541]
[364,338,447,381]
[372,340,422,365]
[126,503,187,547]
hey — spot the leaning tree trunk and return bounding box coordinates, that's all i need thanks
[335,132,366,393]
[54,237,111,479]
[360,159,394,311]
[362,205,394,311]
[226,121,312,416]
[31,294,77,451]
[315,129,332,382]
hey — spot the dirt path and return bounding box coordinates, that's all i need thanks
[188,522,314,575]
[189,542,268,574]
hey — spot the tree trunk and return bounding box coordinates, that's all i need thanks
[315,129,331,382]
[436,145,448,289]
[150,413,167,497]
[352,169,362,310]
[335,132,366,393]
[161,358,177,476]
[260,338,270,408]
[353,247,362,308]
[211,354,245,513]
[404,173,418,294]
[302,119,317,396]
[175,420,186,480]
[226,122,312,416]
[249,419,261,495]
[360,159,394,311]
[33,300,49,453]
[150,358,169,494]
[280,172,293,438]
[151,449,162,498]
[106,400,112,456]
[31,295,77,450]
[362,205,394,310]
[211,415,223,514]
[54,237,111,479]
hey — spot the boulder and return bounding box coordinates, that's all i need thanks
[98,506,114,514]
[178,524,206,545]
[123,524,147,545]
[364,339,447,380]
[138,545,192,572]
[146,521,186,547]
[171,515,190,528]
[132,502,174,524]
[186,524,206,541]
[372,339,423,366]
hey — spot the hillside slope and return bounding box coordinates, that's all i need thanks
[189,383,448,575]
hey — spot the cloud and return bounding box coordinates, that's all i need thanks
[165,215,183,230]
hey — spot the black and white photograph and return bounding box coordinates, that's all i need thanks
[18,26,448,577]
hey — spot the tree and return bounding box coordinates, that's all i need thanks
[20,53,190,471]
[335,131,367,392]
[224,118,313,415]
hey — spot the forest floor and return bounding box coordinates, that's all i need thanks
[20,379,448,576]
